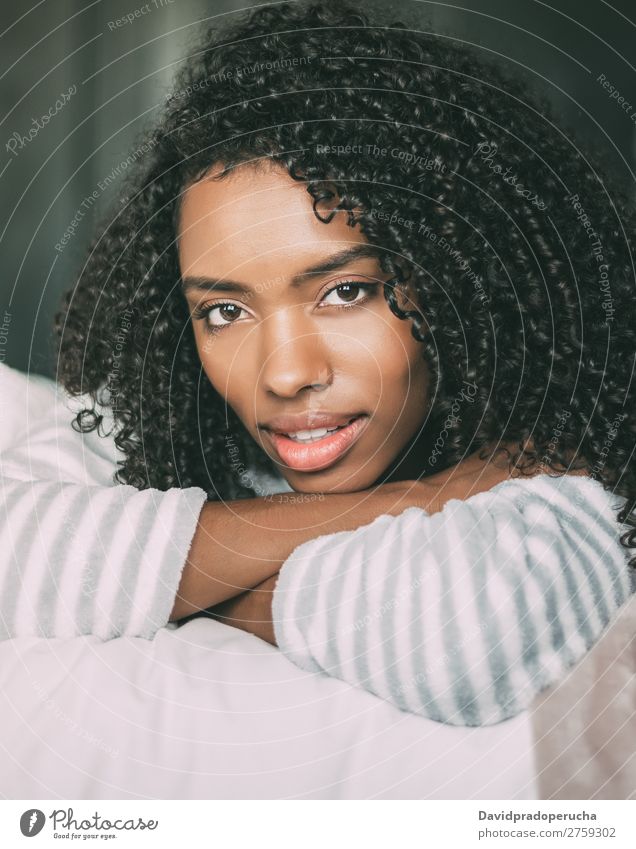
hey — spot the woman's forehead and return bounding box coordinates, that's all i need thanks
[177,162,374,286]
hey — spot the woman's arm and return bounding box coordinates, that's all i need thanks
[0,364,434,640]
[169,481,438,621]
[0,475,208,641]
[175,451,520,624]
[4,363,528,641]
[198,452,525,635]
[1,431,437,642]
[207,474,635,726]
[202,573,280,645]
[0,365,441,639]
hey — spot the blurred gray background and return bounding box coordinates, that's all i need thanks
[1,0,634,378]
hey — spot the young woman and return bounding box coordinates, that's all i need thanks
[3,1,634,727]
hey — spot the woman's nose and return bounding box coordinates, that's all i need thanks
[259,309,332,398]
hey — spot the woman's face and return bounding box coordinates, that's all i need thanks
[178,161,429,493]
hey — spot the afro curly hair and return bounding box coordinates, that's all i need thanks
[54,0,636,565]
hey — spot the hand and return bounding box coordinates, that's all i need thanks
[206,573,279,646]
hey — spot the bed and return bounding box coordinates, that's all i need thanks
[531,591,636,799]
[0,618,536,799]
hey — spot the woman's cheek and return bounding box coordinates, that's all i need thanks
[196,340,228,394]
[367,325,415,382]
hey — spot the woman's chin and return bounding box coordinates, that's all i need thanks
[283,469,377,495]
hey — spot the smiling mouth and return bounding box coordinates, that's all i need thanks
[266,415,369,472]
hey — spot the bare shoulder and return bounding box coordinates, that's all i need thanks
[423,443,592,513]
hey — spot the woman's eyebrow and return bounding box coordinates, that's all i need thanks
[181,244,382,295]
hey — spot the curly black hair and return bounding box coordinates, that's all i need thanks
[54,0,636,565]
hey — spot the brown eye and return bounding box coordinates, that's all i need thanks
[322,282,371,307]
[192,300,248,332]
[320,281,377,308]
[336,283,361,302]
[216,304,241,323]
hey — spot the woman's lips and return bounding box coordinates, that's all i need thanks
[266,415,369,472]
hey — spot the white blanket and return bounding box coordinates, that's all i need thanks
[0,618,536,799]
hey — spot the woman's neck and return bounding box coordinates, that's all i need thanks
[375,430,432,486]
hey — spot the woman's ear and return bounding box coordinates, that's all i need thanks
[394,279,422,317]
[393,281,410,312]
[387,259,421,315]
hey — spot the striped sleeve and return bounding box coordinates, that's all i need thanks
[0,365,209,641]
[271,474,636,726]
[0,477,208,641]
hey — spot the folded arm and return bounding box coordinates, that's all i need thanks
[5,363,538,644]
[1,445,428,641]
[0,366,442,639]
[213,474,635,726]
[0,474,209,640]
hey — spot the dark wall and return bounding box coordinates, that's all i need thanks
[1,0,633,378]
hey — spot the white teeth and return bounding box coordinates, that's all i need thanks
[285,425,341,443]
[298,428,327,439]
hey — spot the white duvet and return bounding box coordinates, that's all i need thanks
[0,364,538,798]
[0,617,536,799]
